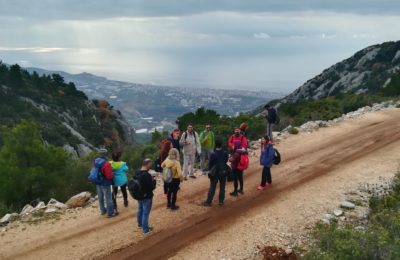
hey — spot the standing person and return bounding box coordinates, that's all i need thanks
[258,135,275,190]
[136,159,156,234]
[110,151,129,213]
[203,140,229,206]
[239,123,249,137]
[264,104,278,142]
[180,124,201,179]
[199,124,215,175]
[227,127,248,152]
[229,140,247,196]
[94,148,117,218]
[154,140,172,198]
[161,148,184,210]
[168,129,181,153]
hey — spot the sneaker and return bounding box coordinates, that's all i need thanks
[167,204,171,209]
[170,205,180,210]
[189,175,197,179]
[107,212,119,218]
[138,224,142,229]
[124,200,128,207]
[218,201,224,206]
[202,201,212,207]
[266,183,271,187]
[143,227,154,235]
[100,211,107,216]
[238,190,244,195]
[230,191,238,197]
[257,185,264,191]
[162,193,167,198]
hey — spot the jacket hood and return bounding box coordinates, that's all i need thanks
[110,161,125,170]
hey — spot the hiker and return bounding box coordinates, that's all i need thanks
[154,139,172,198]
[203,139,229,206]
[199,124,215,175]
[240,123,249,137]
[180,124,201,179]
[110,151,129,213]
[227,127,248,152]
[94,148,117,218]
[168,128,181,153]
[258,135,275,190]
[161,148,184,210]
[136,158,156,234]
[264,104,278,142]
[229,140,248,196]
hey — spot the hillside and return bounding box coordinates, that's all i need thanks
[0,62,134,157]
[25,67,284,132]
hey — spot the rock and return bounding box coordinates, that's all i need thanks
[63,144,78,158]
[324,213,335,221]
[35,201,46,209]
[20,204,34,215]
[88,197,96,204]
[77,144,93,157]
[47,198,68,210]
[333,209,344,217]
[44,208,59,214]
[340,201,356,209]
[321,219,330,225]
[66,191,92,208]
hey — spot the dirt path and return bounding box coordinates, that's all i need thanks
[1,109,399,260]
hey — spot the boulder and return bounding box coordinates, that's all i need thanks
[44,208,59,214]
[35,201,46,210]
[340,201,356,210]
[0,213,19,225]
[20,204,34,215]
[66,192,92,208]
[333,209,344,217]
[47,198,68,210]
[324,213,335,221]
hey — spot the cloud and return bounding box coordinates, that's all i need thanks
[0,47,67,53]
[253,32,271,39]
[321,33,337,39]
[352,33,377,39]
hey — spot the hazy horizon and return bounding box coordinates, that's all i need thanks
[1,0,400,92]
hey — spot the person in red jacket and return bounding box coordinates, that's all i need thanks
[227,127,248,152]
[229,140,247,196]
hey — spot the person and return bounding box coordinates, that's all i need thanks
[161,148,184,210]
[258,135,275,190]
[264,104,278,142]
[203,139,229,206]
[168,128,181,153]
[94,148,117,218]
[227,127,248,152]
[110,151,129,213]
[239,123,249,137]
[154,140,172,198]
[180,124,201,179]
[199,124,215,175]
[136,158,156,234]
[229,140,247,196]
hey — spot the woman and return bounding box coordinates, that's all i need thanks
[240,123,249,137]
[161,148,184,210]
[258,135,275,190]
[154,140,172,198]
[229,140,247,196]
[110,151,129,213]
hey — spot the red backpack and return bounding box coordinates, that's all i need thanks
[237,153,249,170]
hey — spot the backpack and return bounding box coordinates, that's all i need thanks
[127,176,145,200]
[88,158,106,185]
[209,157,231,180]
[184,131,198,144]
[273,148,281,165]
[162,167,173,184]
[237,153,249,171]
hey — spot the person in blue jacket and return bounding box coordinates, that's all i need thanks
[258,135,275,190]
[110,151,129,213]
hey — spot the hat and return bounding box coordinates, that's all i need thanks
[98,148,108,156]
[234,140,242,149]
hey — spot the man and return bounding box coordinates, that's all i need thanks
[168,128,181,153]
[199,124,215,175]
[136,158,156,234]
[203,139,229,207]
[227,127,248,152]
[180,124,201,179]
[264,104,278,142]
[95,148,117,218]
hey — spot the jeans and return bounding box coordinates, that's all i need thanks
[167,179,181,206]
[112,184,128,212]
[200,148,213,172]
[233,169,244,192]
[206,176,226,204]
[261,166,272,186]
[96,185,114,216]
[137,198,153,233]
[267,122,274,142]
[183,153,196,177]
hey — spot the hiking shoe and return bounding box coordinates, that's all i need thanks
[266,183,271,187]
[257,185,264,191]
[124,200,129,207]
[238,190,244,195]
[100,211,107,216]
[143,227,154,235]
[189,175,197,179]
[202,201,212,207]
[170,205,180,211]
[107,212,119,218]
[230,191,238,197]
[167,204,171,209]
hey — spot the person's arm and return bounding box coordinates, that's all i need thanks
[176,161,183,181]
[196,132,202,154]
[102,162,114,180]
[179,132,186,146]
[267,145,275,165]
[200,131,207,145]
[227,136,233,150]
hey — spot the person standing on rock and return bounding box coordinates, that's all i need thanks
[199,124,215,175]
[258,135,275,190]
[136,158,156,234]
[154,140,172,198]
[229,140,247,196]
[227,127,248,152]
[161,148,184,210]
[180,124,201,179]
[168,128,181,153]
[110,151,129,213]
[94,148,117,218]
[264,104,279,142]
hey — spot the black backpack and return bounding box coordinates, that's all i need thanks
[273,148,281,165]
[128,175,145,200]
[208,152,231,180]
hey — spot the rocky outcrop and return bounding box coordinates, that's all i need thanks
[65,192,92,208]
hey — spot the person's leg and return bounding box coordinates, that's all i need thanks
[188,154,195,177]
[266,167,272,185]
[238,171,244,193]
[268,123,274,142]
[183,154,189,178]
[171,179,180,207]
[112,186,118,212]
[232,169,239,195]
[142,198,153,233]
[200,148,207,173]
[219,177,226,204]
[103,186,115,216]
[163,182,168,195]
[137,200,143,227]
[96,185,106,215]
[261,166,267,187]
[167,183,172,208]
[206,179,217,204]
[120,184,128,207]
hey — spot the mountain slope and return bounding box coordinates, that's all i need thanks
[0,62,134,157]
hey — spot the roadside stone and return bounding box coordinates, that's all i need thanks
[321,219,330,225]
[340,201,356,209]
[47,198,68,210]
[44,208,59,214]
[324,214,335,221]
[35,201,46,209]
[20,204,34,215]
[333,209,344,217]
[66,191,91,208]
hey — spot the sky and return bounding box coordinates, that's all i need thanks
[1,1,400,92]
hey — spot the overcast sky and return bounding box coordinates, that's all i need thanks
[1,0,400,92]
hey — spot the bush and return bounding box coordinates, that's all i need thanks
[288,127,299,135]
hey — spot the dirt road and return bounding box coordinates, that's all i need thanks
[1,109,399,260]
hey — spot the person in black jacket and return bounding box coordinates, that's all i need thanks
[136,158,156,234]
[202,140,229,207]
[264,104,278,142]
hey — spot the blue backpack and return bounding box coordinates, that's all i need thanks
[88,157,107,184]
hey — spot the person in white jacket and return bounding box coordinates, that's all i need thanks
[180,124,201,179]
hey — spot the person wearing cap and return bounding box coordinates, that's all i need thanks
[199,124,215,175]
[95,148,117,218]
[168,129,181,153]
[227,127,248,152]
[136,158,156,234]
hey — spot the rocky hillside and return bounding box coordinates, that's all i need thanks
[281,41,400,103]
[0,62,134,157]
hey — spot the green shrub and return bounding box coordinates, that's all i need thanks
[288,127,299,135]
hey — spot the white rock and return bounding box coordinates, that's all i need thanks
[35,201,46,209]
[0,213,18,225]
[47,198,68,209]
[44,208,59,214]
[20,204,34,215]
[333,209,344,217]
[324,214,335,221]
[341,201,356,209]
[66,191,92,208]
